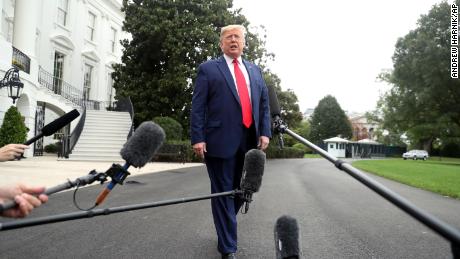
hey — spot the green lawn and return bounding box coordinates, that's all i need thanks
[303,153,322,158]
[352,157,460,199]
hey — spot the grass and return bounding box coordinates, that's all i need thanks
[303,153,322,158]
[352,157,460,199]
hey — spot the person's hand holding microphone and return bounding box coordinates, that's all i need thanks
[0,184,48,218]
[0,144,28,162]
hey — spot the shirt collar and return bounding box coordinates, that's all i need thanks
[223,54,243,65]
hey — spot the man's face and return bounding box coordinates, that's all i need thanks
[220,28,245,59]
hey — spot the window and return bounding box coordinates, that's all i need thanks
[110,27,117,53]
[57,0,69,26]
[53,52,65,95]
[330,144,334,149]
[83,64,93,100]
[87,12,96,41]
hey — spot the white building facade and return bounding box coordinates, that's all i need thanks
[0,0,126,157]
[349,113,378,141]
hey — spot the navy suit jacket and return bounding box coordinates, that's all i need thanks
[191,56,271,158]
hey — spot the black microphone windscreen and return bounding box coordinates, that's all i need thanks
[275,215,301,259]
[120,121,165,168]
[42,109,80,136]
[240,149,266,193]
[267,84,281,117]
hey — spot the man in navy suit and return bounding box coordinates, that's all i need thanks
[191,24,271,258]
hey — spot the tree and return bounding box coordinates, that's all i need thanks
[113,0,273,133]
[365,110,406,147]
[291,120,311,152]
[309,95,352,143]
[0,106,27,147]
[263,70,303,129]
[295,120,311,140]
[377,1,460,152]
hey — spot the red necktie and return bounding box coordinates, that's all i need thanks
[233,59,252,128]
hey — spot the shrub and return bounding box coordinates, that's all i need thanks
[44,143,58,153]
[265,144,305,159]
[152,141,305,162]
[281,134,297,147]
[153,116,183,141]
[0,106,27,147]
[153,140,201,163]
[292,143,311,154]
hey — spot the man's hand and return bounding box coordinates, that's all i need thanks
[0,184,48,218]
[193,142,207,159]
[258,136,269,151]
[0,144,29,162]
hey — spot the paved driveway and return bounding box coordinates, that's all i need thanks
[0,158,458,258]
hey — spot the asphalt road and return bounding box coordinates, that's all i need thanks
[0,158,459,258]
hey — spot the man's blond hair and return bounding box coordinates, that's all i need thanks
[220,25,246,41]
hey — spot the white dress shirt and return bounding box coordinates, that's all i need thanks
[223,54,252,101]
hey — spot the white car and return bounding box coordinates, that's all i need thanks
[402,150,429,160]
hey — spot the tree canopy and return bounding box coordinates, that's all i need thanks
[263,70,303,129]
[113,0,283,133]
[113,0,303,139]
[376,1,460,151]
[309,95,352,143]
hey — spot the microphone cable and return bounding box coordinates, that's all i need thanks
[73,183,96,211]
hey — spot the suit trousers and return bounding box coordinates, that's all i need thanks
[204,124,256,254]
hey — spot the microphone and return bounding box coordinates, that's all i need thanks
[274,215,301,259]
[24,109,80,145]
[266,85,285,149]
[0,120,164,212]
[94,121,165,206]
[267,84,281,118]
[240,149,266,213]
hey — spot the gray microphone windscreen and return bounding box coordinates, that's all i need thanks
[240,149,266,193]
[275,215,301,259]
[120,121,165,168]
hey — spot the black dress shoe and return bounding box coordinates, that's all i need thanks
[221,252,236,259]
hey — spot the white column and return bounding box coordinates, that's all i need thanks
[11,0,40,84]
[12,0,39,59]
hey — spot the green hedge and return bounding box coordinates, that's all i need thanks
[152,140,305,162]
[153,140,201,163]
[265,145,305,159]
[292,143,311,154]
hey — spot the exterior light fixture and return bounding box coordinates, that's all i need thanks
[0,67,24,104]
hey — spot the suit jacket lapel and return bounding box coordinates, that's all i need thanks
[217,56,240,105]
